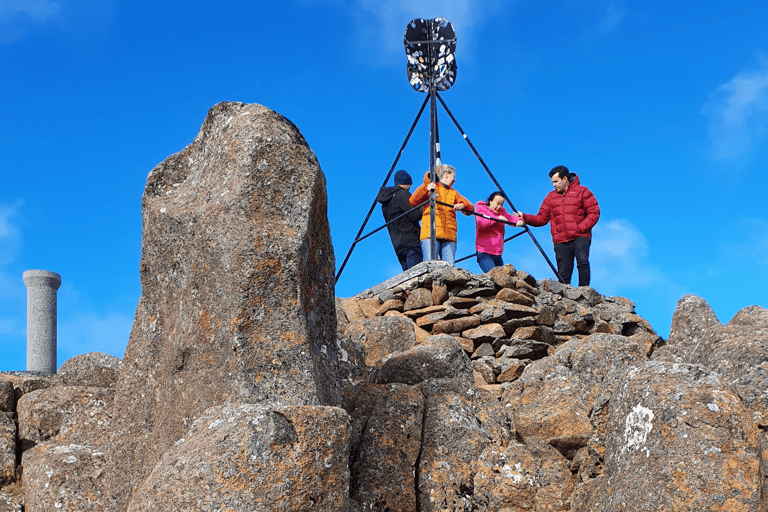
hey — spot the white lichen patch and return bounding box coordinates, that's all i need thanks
[623,404,654,456]
[707,403,719,412]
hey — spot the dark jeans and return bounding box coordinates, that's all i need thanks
[554,237,591,286]
[398,247,423,271]
[477,252,503,273]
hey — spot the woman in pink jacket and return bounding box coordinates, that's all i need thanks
[474,192,524,273]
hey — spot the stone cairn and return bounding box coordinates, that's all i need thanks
[337,260,661,396]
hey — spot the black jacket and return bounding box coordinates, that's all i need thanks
[376,185,421,255]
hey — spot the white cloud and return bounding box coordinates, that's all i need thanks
[0,0,61,43]
[703,52,768,165]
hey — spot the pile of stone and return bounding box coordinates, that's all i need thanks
[337,261,662,396]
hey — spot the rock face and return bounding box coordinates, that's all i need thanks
[2,104,767,512]
[106,101,341,510]
[126,405,350,512]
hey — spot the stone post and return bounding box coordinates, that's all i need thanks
[23,270,62,374]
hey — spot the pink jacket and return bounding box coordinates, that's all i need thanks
[475,201,522,256]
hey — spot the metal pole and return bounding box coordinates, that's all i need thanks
[435,92,565,282]
[429,86,438,261]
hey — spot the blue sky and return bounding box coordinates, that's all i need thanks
[2,0,767,371]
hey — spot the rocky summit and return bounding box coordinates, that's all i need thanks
[1,102,767,511]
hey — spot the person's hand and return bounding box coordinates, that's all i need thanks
[515,219,525,227]
[453,202,465,211]
[514,211,524,219]
[498,215,506,221]
[427,183,436,191]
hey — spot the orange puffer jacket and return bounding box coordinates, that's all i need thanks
[409,172,474,242]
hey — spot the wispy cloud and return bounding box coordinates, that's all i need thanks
[0,0,119,44]
[0,200,23,266]
[703,51,768,166]
[0,201,27,353]
[600,0,625,34]
[0,0,62,43]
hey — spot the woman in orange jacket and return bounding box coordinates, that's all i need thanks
[408,164,474,264]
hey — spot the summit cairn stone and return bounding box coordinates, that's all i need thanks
[107,102,341,510]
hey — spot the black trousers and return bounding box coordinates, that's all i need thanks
[554,237,591,286]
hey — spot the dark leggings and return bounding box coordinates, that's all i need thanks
[554,237,591,286]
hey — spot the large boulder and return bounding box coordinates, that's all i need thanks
[17,387,113,447]
[22,443,108,512]
[126,405,351,512]
[577,361,762,511]
[54,352,121,388]
[107,102,341,510]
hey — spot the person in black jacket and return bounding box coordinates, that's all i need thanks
[376,170,423,271]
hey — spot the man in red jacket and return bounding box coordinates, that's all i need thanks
[515,166,600,287]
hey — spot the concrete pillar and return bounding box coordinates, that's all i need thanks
[23,270,62,374]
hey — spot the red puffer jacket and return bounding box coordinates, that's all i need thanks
[523,174,600,244]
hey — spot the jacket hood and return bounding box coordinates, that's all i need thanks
[569,173,581,188]
[376,185,400,204]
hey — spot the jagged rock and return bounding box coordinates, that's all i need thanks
[454,285,497,298]
[0,380,12,413]
[432,266,472,287]
[487,265,515,288]
[22,443,107,512]
[17,386,113,447]
[348,384,423,512]
[418,379,513,512]
[54,353,121,388]
[510,325,554,344]
[431,281,449,305]
[496,361,526,383]
[580,361,762,511]
[446,296,479,309]
[463,323,505,343]
[501,317,536,338]
[338,296,381,322]
[497,287,535,306]
[473,360,495,384]
[503,358,592,443]
[502,303,538,319]
[375,298,404,315]
[125,404,350,512]
[107,102,340,511]
[432,315,481,334]
[371,335,473,387]
[471,342,495,359]
[403,287,433,310]
[661,298,768,425]
[479,306,506,324]
[0,413,15,483]
[496,340,551,360]
[345,316,416,367]
[666,294,721,347]
[473,439,574,512]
